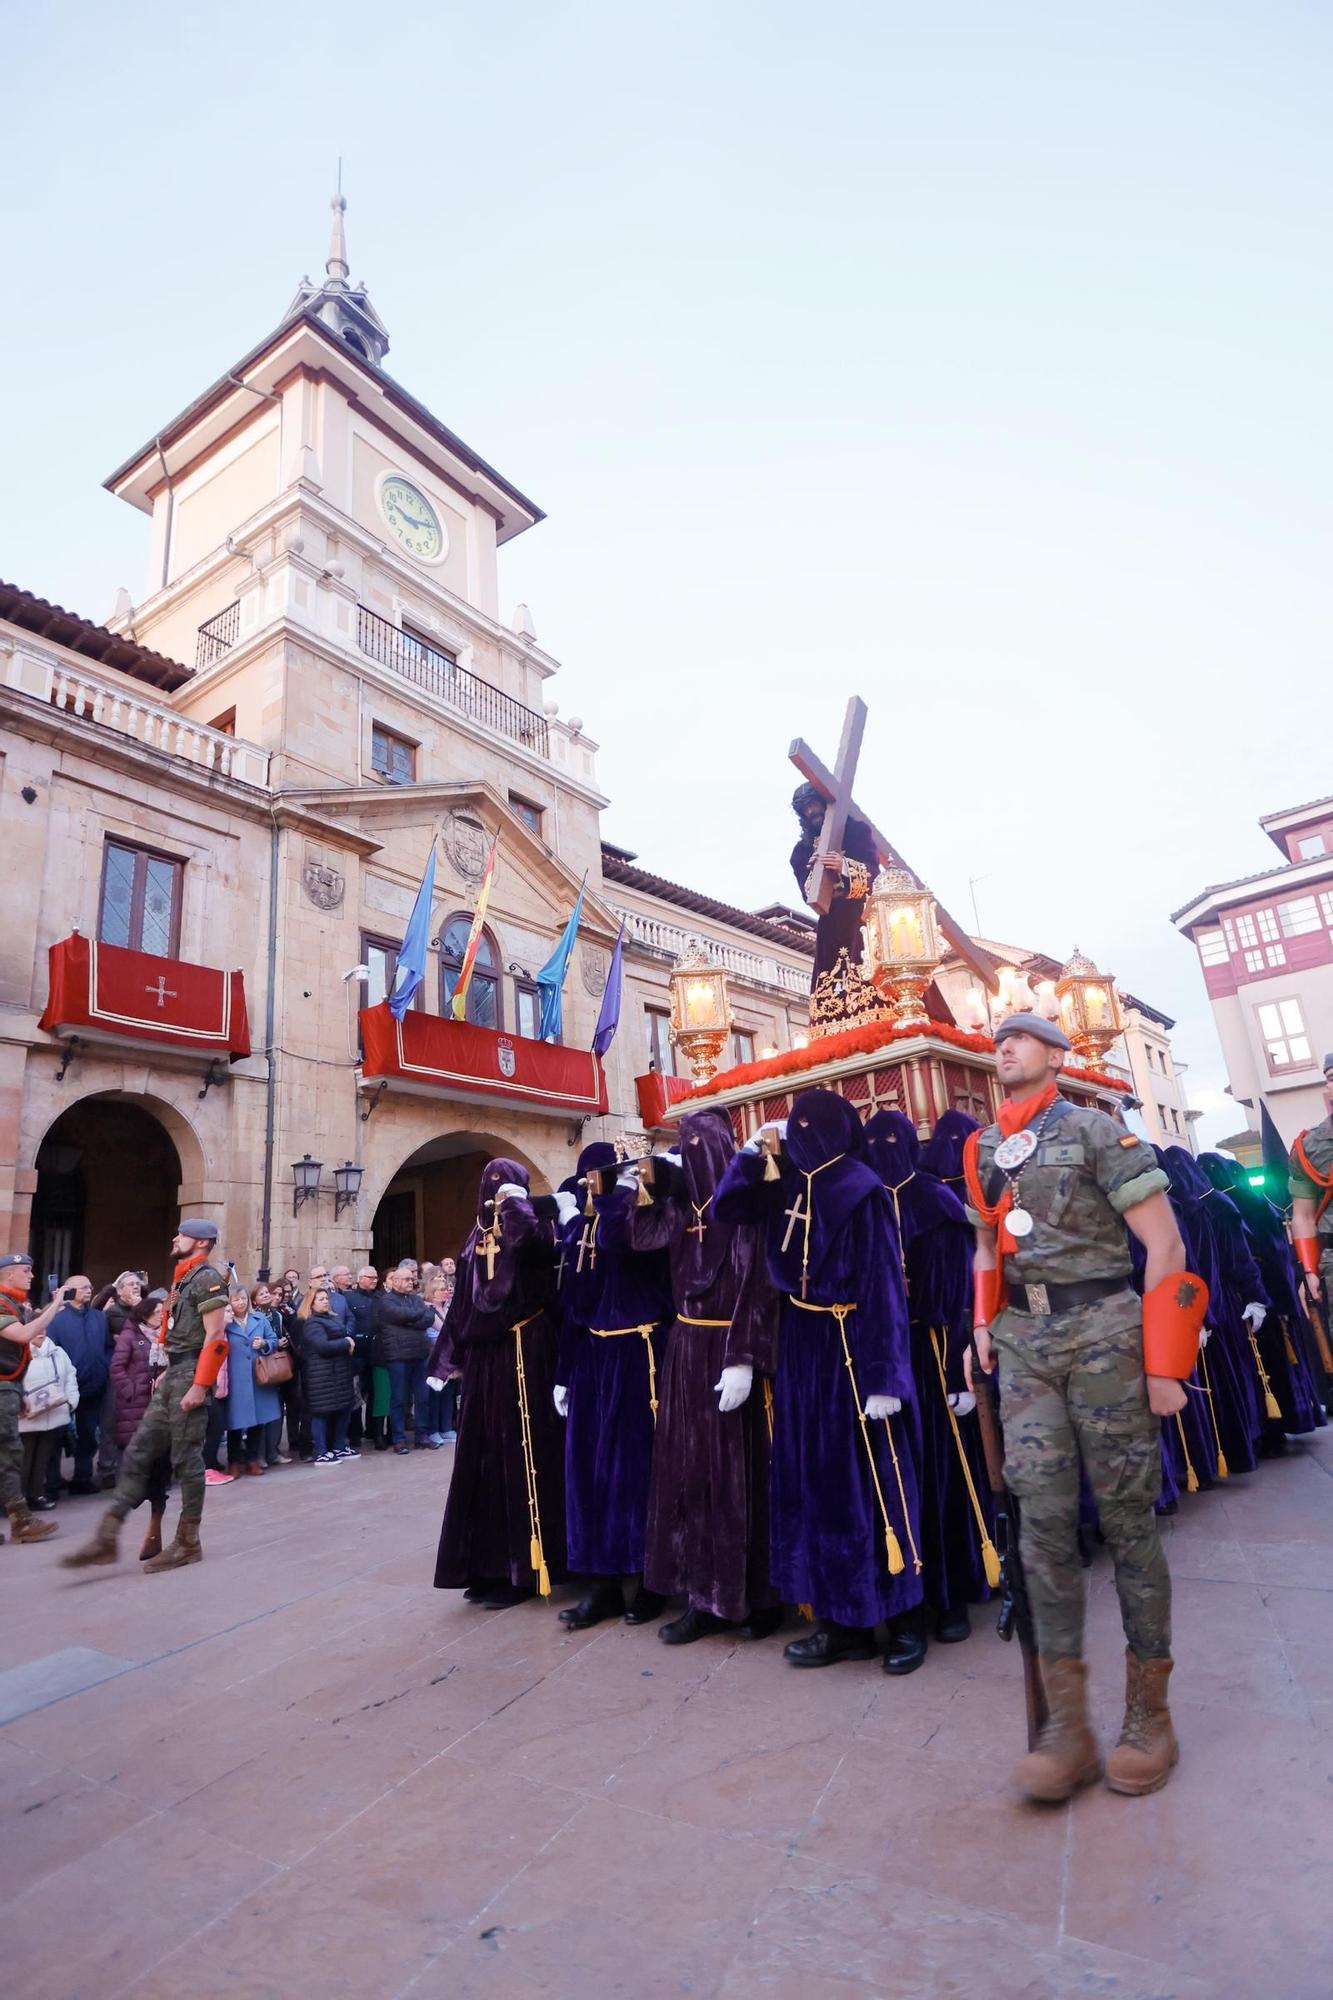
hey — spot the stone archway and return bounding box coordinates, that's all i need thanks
[27,1092,208,1289]
[369,1128,547,1270]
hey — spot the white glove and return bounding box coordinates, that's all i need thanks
[1199,1325,1212,1349]
[762,1119,788,1144]
[426,1376,446,1393]
[864,1395,903,1420]
[948,1392,977,1416]
[553,1189,578,1226]
[553,1384,569,1418]
[494,1182,526,1205]
[662,1150,682,1168]
[715,1364,753,1414]
[1242,1302,1267,1331]
[617,1168,640,1191]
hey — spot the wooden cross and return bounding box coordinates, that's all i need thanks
[575,1219,597,1274]
[789,697,997,990]
[687,1200,710,1242]
[781,1191,808,1254]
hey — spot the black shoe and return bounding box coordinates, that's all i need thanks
[462,1582,494,1602]
[935,1607,971,1644]
[29,1495,57,1512]
[783,1621,875,1668]
[739,1605,785,1641]
[473,1582,536,1609]
[68,1479,98,1496]
[559,1582,624,1629]
[624,1586,667,1626]
[883,1625,928,1676]
[1076,1527,1094,1569]
[375,1436,391,1452]
[659,1607,731,1645]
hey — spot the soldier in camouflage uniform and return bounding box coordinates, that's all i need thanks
[1287,1054,1333,1332]
[0,1252,63,1545]
[62,1218,229,1574]
[964,1014,1205,1803]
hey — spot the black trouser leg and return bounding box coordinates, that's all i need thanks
[21,1432,53,1506]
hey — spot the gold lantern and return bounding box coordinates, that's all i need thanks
[1055,947,1123,1066]
[863,865,942,1025]
[668,937,732,1084]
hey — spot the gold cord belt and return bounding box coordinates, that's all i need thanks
[589,1323,660,1421]
[510,1313,550,1596]
[675,1315,732,1328]
[786,1295,920,1576]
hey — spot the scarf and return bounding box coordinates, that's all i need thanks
[0,1282,28,1379]
[167,1247,209,1321]
[964,1083,1061,1255]
[1293,1130,1333,1222]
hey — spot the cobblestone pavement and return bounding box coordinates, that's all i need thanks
[2,1429,1331,1999]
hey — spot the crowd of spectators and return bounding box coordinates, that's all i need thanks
[18,1256,459,1501]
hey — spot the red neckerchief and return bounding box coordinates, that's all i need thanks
[0,1282,29,1379]
[964,1082,1061,1256]
[167,1247,209,1317]
[1293,1131,1333,1222]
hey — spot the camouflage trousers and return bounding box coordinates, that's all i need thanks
[108,1360,208,1526]
[993,1289,1170,1662]
[0,1379,22,1512]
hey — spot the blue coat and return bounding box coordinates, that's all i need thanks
[47,1304,112,1394]
[221,1313,283,1430]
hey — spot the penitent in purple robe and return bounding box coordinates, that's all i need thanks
[864,1111,995,1615]
[631,1107,780,1622]
[716,1089,925,1630]
[556,1143,673,1578]
[430,1158,567,1593]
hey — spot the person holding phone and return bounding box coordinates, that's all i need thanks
[0,1252,64,1543]
[43,1276,110,1498]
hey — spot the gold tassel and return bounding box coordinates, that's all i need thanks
[1264,1386,1282,1421]
[983,1540,1002,1588]
[798,1602,815,1622]
[1200,1349,1228,1480]
[530,1534,543,1574]
[1284,1324,1298,1366]
[583,1181,595,1216]
[927,1326,1000,1594]
[1187,1465,1200,1493]
[1175,1415,1200,1494]
[538,1559,551,1599]
[885,1522,905,1576]
[762,1147,781,1182]
[635,1173,653,1208]
[1247,1330,1282,1423]
[1217,1449,1229,1479]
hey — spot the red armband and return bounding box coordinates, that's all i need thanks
[1142,1272,1209,1379]
[192,1333,229,1389]
[973,1266,1004,1330]
[1294,1236,1320,1277]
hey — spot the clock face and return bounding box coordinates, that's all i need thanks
[379,476,446,563]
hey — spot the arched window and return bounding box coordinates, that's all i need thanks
[439,915,501,1028]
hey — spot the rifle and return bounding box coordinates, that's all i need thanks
[968,1333,1048,1749]
[1300,1276,1333,1386]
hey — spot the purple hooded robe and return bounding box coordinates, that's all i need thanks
[556,1142,673,1577]
[864,1110,995,1612]
[429,1158,567,1592]
[629,1107,781,1621]
[716,1088,925,1629]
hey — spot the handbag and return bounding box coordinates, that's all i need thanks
[255,1347,293,1387]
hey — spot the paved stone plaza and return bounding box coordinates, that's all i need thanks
[2,1433,1330,2000]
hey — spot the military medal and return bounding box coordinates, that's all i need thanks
[1006,1206,1034,1238]
[994,1130,1039,1170]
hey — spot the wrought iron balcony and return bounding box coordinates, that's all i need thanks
[356,605,549,757]
[196,601,240,670]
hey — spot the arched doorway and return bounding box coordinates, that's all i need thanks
[29,1099,184,1289]
[370,1130,546,1270]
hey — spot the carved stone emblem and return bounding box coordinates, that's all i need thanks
[444,811,489,884]
[302,859,345,912]
[580,945,608,997]
[496,1038,517,1079]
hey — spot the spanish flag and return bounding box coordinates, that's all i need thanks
[450,835,499,1020]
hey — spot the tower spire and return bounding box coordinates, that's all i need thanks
[326,163,349,284]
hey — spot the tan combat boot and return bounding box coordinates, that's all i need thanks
[1013,1658,1103,1803]
[58,1507,120,1565]
[1105,1650,1178,1795]
[138,1509,166,1562]
[144,1517,202,1573]
[7,1501,59,1545]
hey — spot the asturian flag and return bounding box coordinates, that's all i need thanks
[591,920,625,1058]
[449,835,500,1020]
[389,837,438,1020]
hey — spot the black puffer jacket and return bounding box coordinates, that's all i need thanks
[373,1290,433,1365]
[300,1313,355,1414]
[343,1285,378,1357]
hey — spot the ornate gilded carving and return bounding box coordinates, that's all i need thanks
[807,946,893,1039]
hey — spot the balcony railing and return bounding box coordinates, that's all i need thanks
[3,646,270,787]
[612,905,811,994]
[196,601,239,670]
[356,605,549,757]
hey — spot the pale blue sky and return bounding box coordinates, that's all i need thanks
[5,3,1330,1143]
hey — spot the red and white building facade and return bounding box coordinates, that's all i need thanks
[1172,794,1333,1144]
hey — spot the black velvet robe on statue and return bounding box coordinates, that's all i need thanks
[631,1108,780,1621]
[790,812,880,984]
[864,1111,995,1615]
[430,1158,567,1593]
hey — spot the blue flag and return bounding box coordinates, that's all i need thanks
[591,921,625,1058]
[389,841,437,1020]
[536,875,586,1042]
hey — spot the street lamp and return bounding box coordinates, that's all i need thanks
[668,937,732,1084]
[292,1153,323,1217]
[1056,948,1124,1066]
[332,1160,364,1219]
[863,865,942,1025]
